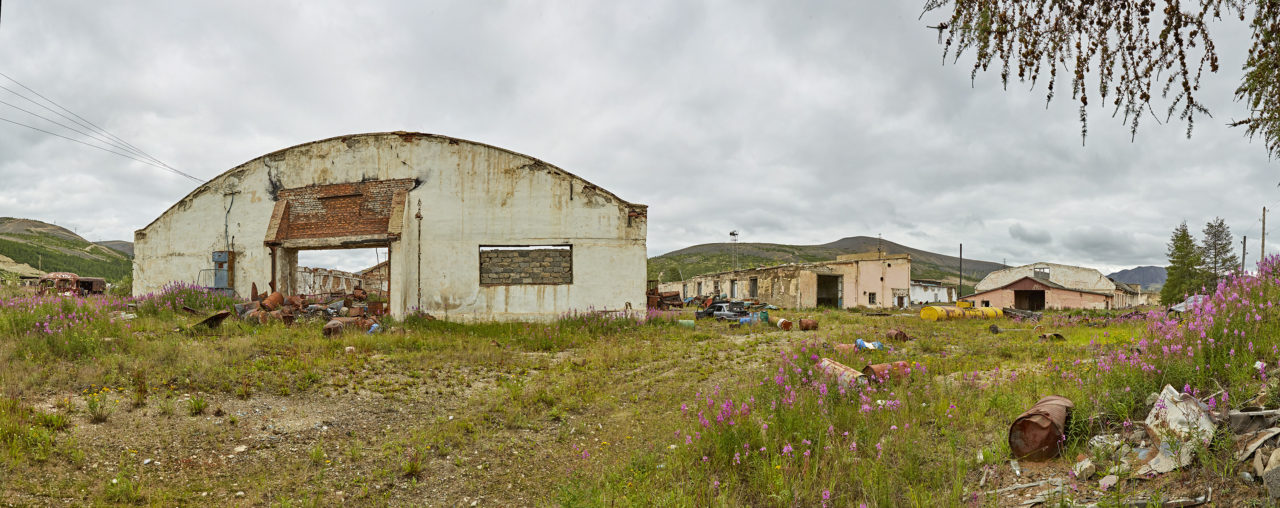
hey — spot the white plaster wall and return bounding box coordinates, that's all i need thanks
[910,284,954,304]
[135,133,646,321]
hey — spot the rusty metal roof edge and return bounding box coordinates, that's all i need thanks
[136,131,645,235]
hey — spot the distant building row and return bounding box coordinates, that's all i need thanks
[659,252,958,309]
[659,256,1157,311]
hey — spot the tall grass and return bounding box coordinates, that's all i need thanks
[563,257,1280,506]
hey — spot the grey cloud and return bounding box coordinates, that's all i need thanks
[0,1,1271,274]
[1009,223,1052,245]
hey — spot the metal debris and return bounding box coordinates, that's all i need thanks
[861,361,910,382]
[815,358,865,387]
[194,310,232,329]
[885,329,913,341]
[1008,396,1074,460]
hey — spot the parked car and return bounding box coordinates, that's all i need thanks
[1167,294,1208,314]
[696,301,749,320]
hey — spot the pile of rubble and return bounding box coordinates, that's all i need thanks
[227,282,387,337]
[987,380,1280,505]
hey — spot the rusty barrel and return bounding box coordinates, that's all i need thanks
[798,319,818,331]
[1008,395,1074,460]
[816,358,865,387]
[262,291,284,311]
[769,316,793,331]
[886,329,910,341]
[861,361,910,381]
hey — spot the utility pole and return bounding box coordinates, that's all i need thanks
[1242,236,1248,274]
[1262,206,1268,264]
[958,243,964,298]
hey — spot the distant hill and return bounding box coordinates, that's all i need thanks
[648,236,1006,287]
[1107,265,1167,290]
[95,240,135,257]
[0,217,133,281]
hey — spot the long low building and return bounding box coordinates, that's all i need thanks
[658,252,910,309]
[961,262,1140,310]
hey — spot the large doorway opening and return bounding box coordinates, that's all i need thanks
[816,275,842,307]
[296,247,387,299]
[1013,290,1045,311]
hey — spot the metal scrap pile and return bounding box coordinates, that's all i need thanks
[645,288,684,310]
[232,282,382,336]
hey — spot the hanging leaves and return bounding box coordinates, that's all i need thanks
[921,0,1277,156]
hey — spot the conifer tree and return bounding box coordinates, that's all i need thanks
[1200,217,1238,288]
[1161,221,1204,304]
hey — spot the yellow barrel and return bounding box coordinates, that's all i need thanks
[920,306,1003,321]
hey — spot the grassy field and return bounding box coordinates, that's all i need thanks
[2,261,1279,506]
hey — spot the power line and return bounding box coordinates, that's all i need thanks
[0,97,146,159]
[0,71,196,180]
[0,82,158,163]
[0,114,202,181]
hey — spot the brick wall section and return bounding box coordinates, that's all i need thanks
[277,179,416,239]
[479,249,572,285]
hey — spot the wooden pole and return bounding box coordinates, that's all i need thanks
[1242,236,1248,274]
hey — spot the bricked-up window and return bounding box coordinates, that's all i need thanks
[479,246,572,285]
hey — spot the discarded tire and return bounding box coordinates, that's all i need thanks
[1009,395,1074,460]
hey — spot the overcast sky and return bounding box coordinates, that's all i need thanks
[0,1,1273,273]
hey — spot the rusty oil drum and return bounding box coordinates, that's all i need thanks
[1008,395,1074,460]
[860,361,910,381]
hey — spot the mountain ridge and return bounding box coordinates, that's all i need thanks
[1106,265,1167,290]
[0,217,133,281]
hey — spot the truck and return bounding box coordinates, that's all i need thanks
[35,272,107,297]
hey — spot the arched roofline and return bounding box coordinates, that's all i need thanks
[137,131,644,234]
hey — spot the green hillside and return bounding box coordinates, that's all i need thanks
[648,236,1006,292]
[0,218,133,281]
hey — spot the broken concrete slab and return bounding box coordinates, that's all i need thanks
[1235,427,1280,462]
[1266,448,1280,498]
[1073,457,1096,480]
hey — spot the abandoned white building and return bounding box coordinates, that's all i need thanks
[961,262,1140,310]
[294,266,363,296]
[133,132,647,321]
[658,252,911,309]
[909,279,955,305]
